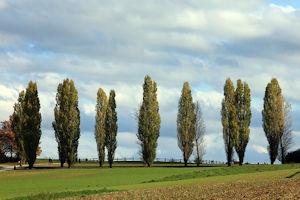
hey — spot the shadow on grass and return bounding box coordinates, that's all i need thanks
[286,171,300,178]
[155,164,223,168]
[144,164,300,183]
[9,188,116,200]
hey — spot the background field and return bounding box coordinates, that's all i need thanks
[0,163,299,200]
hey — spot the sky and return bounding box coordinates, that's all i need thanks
[0,0,299,163]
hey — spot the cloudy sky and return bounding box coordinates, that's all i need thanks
[0,0,300,163]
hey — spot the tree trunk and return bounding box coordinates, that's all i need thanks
[227,157,231,166]
[238,153,244,166]
[18,157,22,166]
[10,148,13,159]
[109,162,112,168]
[28,163,33,169]
[67,160,71,168]
[227,153,232,166]
[184,158,188,167]
[280,142,285,164]
[60,162,64,168]
[196,139,200,167]
[270,152,276,165]
[227,140,232,167]
[271,156,275,165]
[281,149,285,164]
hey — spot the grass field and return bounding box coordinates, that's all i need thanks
[0,163,299,200]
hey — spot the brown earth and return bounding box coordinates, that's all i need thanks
[67,178,300,200]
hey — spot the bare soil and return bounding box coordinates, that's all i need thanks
[68,177,300,200]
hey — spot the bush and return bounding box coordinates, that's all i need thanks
[285,149,300,163]
[0,155,19,163]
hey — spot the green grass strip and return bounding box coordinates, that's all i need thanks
[9,188,116,200]
[145,164,300,183]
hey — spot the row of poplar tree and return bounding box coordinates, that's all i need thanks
[221,78,292,166]
[9,76,290,169]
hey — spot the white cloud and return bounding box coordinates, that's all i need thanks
[294,131,300,137]
[82,103,95,116]
[0,0,8,10]
[0,100,14,121]
[176,9,206,29]
[157,136,181,159]
[194,90,223,109]
[0,32,21,46]
[77,131,97,159]
[252,145,268,154]
[39,129,57,158]
[0,83,24,121]
[0,84,19,100]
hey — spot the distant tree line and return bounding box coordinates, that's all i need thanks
[0,76,297,168]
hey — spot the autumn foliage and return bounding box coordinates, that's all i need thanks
[0,119,16,161]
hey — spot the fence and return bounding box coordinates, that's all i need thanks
[75,157,225,165]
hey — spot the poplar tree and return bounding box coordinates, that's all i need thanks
[221,78,238,166]
[137,76,161,167]
[234,80,251,165]
[22,81,42,169]
[53,79,80,168]
[11,91,26,165]
[262,78,284,164]
[194,101,205,167]
[105,90,118,168]
[278,100,293,164]
[177,82,196,167]
[95,88,108,167]
[277,100,293,164]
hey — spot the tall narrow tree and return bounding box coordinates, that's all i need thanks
[11,91,26,165]
[53,79,80,168]
[194,101,205,167]
[234,80,251,165]
[262,78,284,164]
[177,82,196,167]
[137,76,161,167]
[22,81,42,169]
[221,78,238,166]
[95,88,108,167]
[278,100,293,164]
[105,90,118,168]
